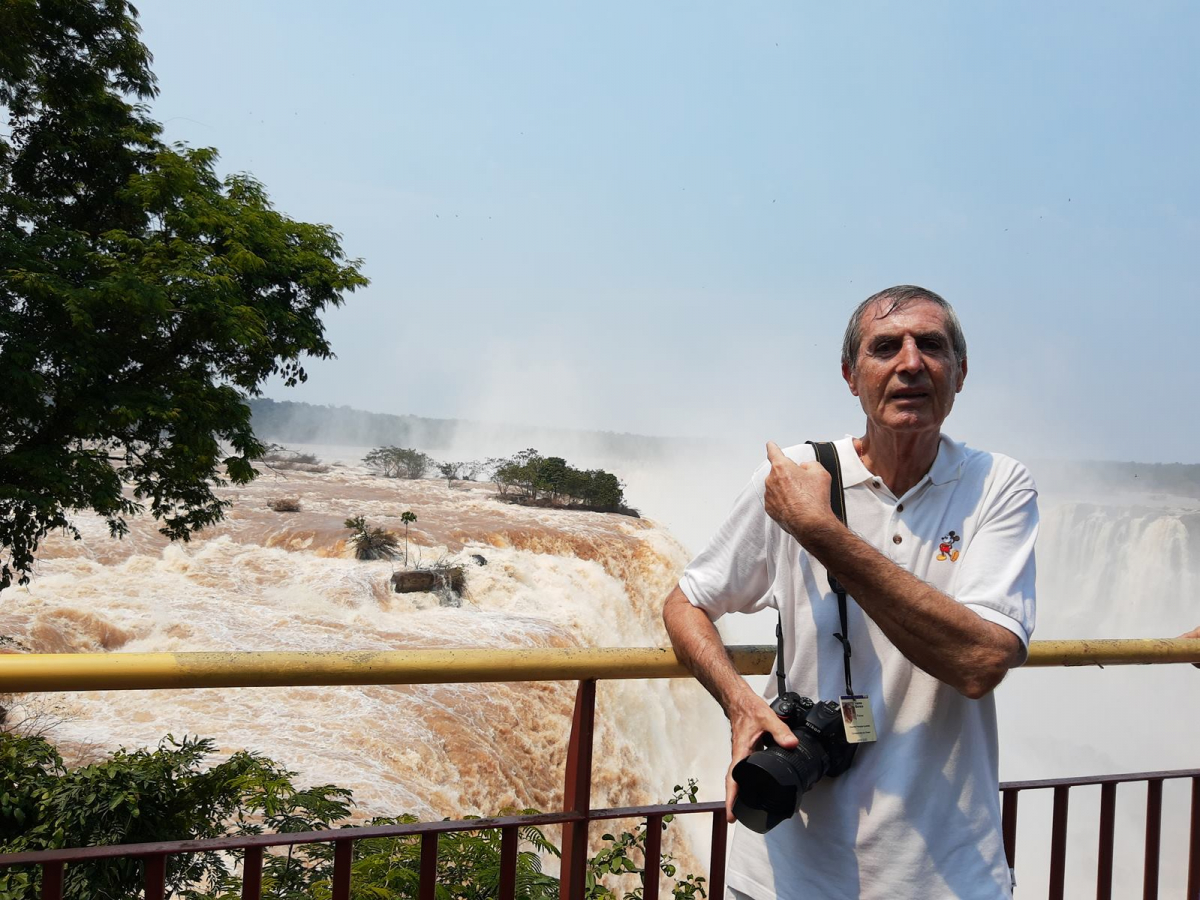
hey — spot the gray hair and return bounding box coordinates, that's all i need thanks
[841,285,967,371]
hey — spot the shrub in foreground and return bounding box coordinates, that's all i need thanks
[0,733,705,900]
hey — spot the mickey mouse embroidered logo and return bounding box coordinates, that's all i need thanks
[937,531,961,562]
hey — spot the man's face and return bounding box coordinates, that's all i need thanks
[842,299,967,436]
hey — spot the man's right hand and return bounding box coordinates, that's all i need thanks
[724,693,801,823]
[660,586,802,823]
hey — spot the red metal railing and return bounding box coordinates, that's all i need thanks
[0,804,729,900]
[1001,768,1200,900]
[1,679,1198,899]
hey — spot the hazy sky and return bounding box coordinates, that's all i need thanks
[137,2,1200,463]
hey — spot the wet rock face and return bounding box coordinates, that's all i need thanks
[391,567,465,595]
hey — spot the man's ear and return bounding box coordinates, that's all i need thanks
[956,356,968,393]
[842,360,859,397]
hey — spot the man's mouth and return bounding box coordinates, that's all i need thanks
[890,389,929,401]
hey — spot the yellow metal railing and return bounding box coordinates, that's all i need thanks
[0,639,1197,692]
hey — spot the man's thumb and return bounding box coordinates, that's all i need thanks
[767,716,800,748]
[766,441,785,464]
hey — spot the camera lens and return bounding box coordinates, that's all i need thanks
[731,738,831,834]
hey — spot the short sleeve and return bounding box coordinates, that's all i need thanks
[678,469,775,620]
[956,470,1038,658]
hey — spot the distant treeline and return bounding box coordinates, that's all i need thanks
[363,445,636,516]
[248,398,682,460]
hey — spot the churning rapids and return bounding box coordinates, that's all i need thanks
[0,452,724,835]
[1,442,1198,895]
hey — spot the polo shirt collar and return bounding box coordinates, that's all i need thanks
[833,436,875,488]
[834,433,965,488]
[928,434,966,485]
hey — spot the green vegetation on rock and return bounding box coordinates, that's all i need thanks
[491,450,632,515]
[344,516,400,561]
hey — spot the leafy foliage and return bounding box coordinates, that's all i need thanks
[491,450,631,514]
[0,733,705,900]
[438,461,466,487]
[0,0,367,591]
[344,516,400,561]
[586,781,706,900]
[0,733,349,900]
[364,447,432,480]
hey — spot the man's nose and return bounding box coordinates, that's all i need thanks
[896,337,924,373]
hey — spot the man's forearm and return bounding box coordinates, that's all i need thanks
[801,520,1021,698]
[662,585,802,822]
[662,586,760,715]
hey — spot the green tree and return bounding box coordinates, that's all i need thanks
[492,449,543,500]
[0,0,368,593]
[534,456,569,501]
[581,471,625,512]
[364,447,431,480]
[438,460,464,488]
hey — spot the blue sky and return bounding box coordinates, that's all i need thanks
[137,2,1200,463]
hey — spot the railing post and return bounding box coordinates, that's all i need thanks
[1002,788,1019,873]
[1188,776,1200,900]
[332,839,353,900]
[1096,782,1116,900]
[1143,778,1163,900]
[559,679,596,900]
[40,861,64,900]
[499,826,519,900]
[143,853,167,900]
[1048,785,1070,900]
[419,833,438,900]
[708,809,728,900]
[241,846,264,900]
[643,814,663,900]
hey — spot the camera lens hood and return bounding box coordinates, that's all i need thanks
[731,752,802,834]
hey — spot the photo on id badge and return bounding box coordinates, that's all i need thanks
[839,695,877,743]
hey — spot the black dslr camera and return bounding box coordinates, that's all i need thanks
[731,690,857,834]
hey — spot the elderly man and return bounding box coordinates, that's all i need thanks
[663,286,1037,900]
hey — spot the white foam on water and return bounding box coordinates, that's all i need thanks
[0,461,698,841]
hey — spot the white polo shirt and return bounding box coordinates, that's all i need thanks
[680,435,1037,900]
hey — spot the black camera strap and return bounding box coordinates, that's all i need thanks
[807,441,855,697]
[773,441,855,698]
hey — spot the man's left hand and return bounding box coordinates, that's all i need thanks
[1178,627,1200,669]
[764,442,840,542]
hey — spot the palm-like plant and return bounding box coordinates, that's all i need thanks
[343,516,400,561]
[400,511,417,565]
